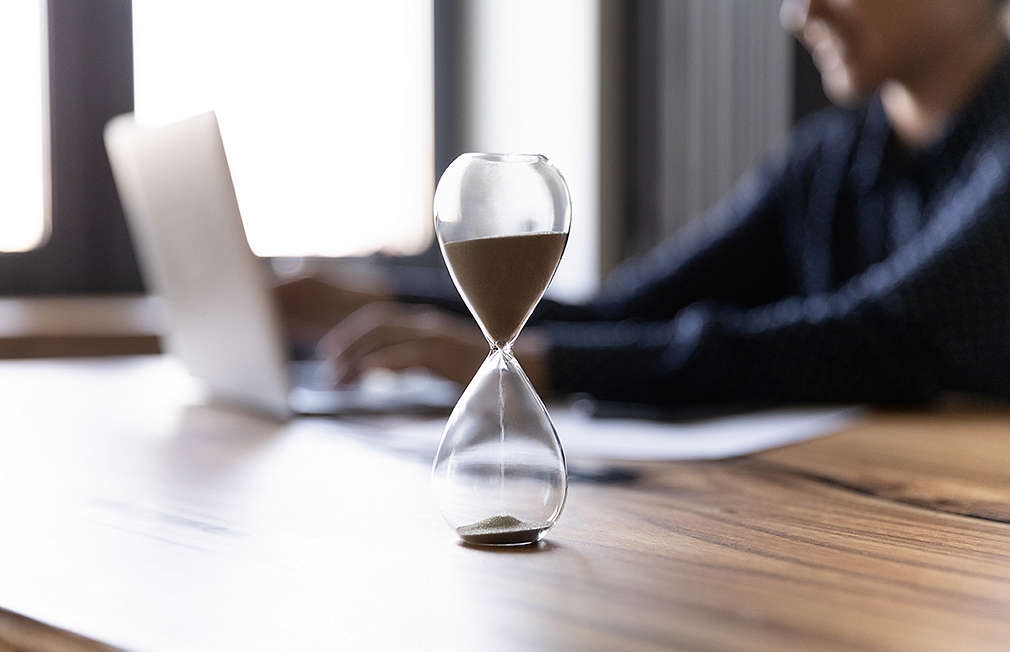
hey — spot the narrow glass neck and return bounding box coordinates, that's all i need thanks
[490,342,514,358]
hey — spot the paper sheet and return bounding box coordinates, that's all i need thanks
[349,406,864,462]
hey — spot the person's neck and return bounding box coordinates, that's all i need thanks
[881,28,1007,149]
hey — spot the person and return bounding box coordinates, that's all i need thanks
[279,0,1010,407]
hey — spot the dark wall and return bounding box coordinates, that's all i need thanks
[793,40,833,122]
[0,0,142,294]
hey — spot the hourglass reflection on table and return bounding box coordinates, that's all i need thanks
[432,153,571,546]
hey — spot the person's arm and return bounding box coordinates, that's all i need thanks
[316,119,826,387]
[545,151,1010,405]
[394,132,814,324]
[535,154,797,323]
[387,262,467,316]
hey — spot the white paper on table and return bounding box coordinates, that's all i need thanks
[551,406,863,460]
[348,406,864,462]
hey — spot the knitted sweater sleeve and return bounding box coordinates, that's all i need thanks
[545,148,1010,405]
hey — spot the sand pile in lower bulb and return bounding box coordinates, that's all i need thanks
[456,514,548,545]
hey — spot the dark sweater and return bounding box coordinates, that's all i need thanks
[400,49,1010,407]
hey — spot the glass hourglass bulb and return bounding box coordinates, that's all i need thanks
[432,153,571,546]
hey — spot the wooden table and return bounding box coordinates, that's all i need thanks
[0,296,161,359]
[1,357,1009,651]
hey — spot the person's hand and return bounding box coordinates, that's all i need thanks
[273,275,390,343]
[317,302,551,393]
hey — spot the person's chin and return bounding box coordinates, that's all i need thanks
[821,70,874,107]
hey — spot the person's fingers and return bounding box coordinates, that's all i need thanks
[317,302,404,361]
[274,275,391,330]
[319,305,450,383]
[347,332,485,386]
[321,305,485,385]
[332,326,431,384]
[343,341,432,384]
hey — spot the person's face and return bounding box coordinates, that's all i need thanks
[780,0,999,104]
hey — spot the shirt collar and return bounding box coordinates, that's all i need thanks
[848,96,891,195]
[850,42,1010,193]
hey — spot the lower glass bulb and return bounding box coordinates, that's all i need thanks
[432,349,567,545]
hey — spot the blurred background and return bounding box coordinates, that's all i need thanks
[0,0,832,356]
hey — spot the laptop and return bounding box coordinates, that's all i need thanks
[104,111,457,419]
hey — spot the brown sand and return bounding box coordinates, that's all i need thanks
[456,514,549,545]
[443,232,567,348]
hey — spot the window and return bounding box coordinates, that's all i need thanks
[457,0,603,301]
[0,0,48,253]
[132,0,434,258]
[0,0,139,295]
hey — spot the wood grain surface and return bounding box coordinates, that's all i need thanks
[0,609,113,652]
[1,357,1009,651]
[756,407,1010,523]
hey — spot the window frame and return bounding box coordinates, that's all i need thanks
[0,1,825,297]
[2,0,453,293]
[0,0,143,295]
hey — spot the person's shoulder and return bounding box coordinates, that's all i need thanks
[966,112,1010,166]
[788,104,866,161]
[754,104,866,189]
[745,103,869,199]
[956,128,1010,212]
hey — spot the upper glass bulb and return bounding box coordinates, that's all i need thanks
[434,153,571,349]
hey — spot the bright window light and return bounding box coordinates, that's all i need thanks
[0,1,48,253]
[132,0,434,258]
[462,0,600,301]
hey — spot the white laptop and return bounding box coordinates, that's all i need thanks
[104,111,457,419]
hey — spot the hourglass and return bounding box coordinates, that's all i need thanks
[432,153,571,546]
